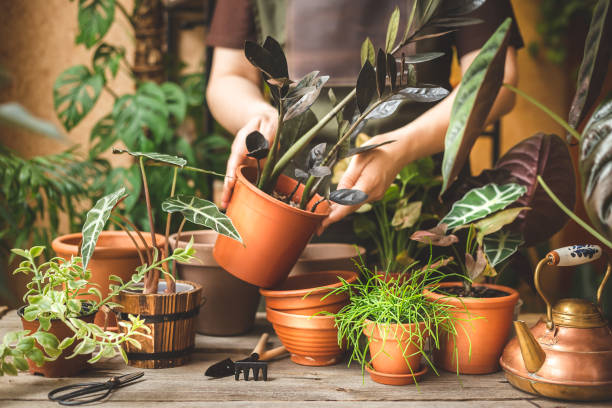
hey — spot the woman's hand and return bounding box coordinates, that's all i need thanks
[221,109,277,209]
[319,134,403,233]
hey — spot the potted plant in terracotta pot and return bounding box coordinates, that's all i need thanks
[0,245,153,377]
[77,149,241,368]
[212,3,489,288]
[329,256,459,385]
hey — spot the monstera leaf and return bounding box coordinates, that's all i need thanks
[0,103,65,141]
[483,230,523,267]
[112,148,187,168]
[579,95,612,242]
[441,18,511,194]
[495,133,575,246]
[80,188,127,270]
[93,43,124,78]
[76,0,116,48]
[568,0,612,131]
[54,65,104,131]
[162,195,242,243]
[440,183,527,230]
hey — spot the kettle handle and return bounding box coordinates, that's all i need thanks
[535,245,610,330]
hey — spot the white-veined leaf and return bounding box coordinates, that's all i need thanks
[112,148,187,168]
[483,230,523,267]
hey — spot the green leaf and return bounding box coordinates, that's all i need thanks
[3,331,19,345]
[2,362,18,376]
[10,248,29,259]
[441,18,511,194]
[180,73,205,106]
[81,188,127,270]
[93,43,124,78]
[579,95,612,242]
[67,299,82,314]
[472,206,530,245]
[76,0,116,48]
[112,82,169,149]
[89,115,117,159]
[568,0,612,131]
[161,82,187,123]
[385,7,401,53]
[29,246,45,258]
[440,183,527,230]
[0,103,65,141]
[87,287,103,302]
[13,356,29,372]
[16,336,35,352]
[25,348,44,366]
[483,230,523,267]
[360,37,375,67]
[32,331,60,351]
[112,148,187,168]
[53,65,104,131]
[162,195,242,243]
[58,337,75,350]
[391,201,422,230]
[352,214,377,239]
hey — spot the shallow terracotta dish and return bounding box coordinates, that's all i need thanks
[289,244,365,276]
[260,270,358,315]
[266,307,343,366]
[365,365,428,386]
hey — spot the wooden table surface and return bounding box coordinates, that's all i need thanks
[1,311,610,408]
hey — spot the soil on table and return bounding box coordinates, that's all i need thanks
[272,191,300,208]
[437,285,510,298]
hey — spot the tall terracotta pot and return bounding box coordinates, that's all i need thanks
[423,282,519,374]
[19,307,96,377]
[213,166,330,288]
[169,230,260,336]
[52,231,164,328]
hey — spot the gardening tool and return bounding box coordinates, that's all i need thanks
[48,371,144,405]
[500,244,612,401]
[205,333,286,379]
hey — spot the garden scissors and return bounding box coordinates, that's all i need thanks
[48,371,144,405]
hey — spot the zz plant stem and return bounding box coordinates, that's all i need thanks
[258,104,285,192]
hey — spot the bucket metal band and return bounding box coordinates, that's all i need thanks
[126,346,195,361]
[115,307,199,323]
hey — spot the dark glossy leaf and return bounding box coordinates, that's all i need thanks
[387,53,397,91]
[244,41,275,78]
[0,103,65,141]
[430,17,483,28]
[295,168,309,181]
[310,166,331,178]
[399,52,445,64]
[356,61,377,114]
[438,0,486,16]
[361,37,375,67]
[410,224,459,247]
[417,0,442,25]
[284,74,328,121]
[92,43,124,78]
[389,85,449,103]
[343,97,357,123]
[568,0,612,131]
[441,18,511,194]
[495,133,575,245]
[376,49,387,98]
[307,143,327,170]
[442,168,515,204]
[579,95,612,241]
[347,140,395,158]
[53,65,104,131]
[76,0,116,48]
[245,131,269,160]
[365,100,401,121]
[262,36,288,79]
[385,6,400,53]
[329,189,368,206]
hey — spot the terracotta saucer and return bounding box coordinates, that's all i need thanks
[365,365,428,386]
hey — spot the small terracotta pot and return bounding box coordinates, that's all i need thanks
[19,307,96,377]
[423,282,519,374]
[289,244,366,276]
[113,280,202,369]
[363,320,427,376]
[169,231,260,336]
[52,231,164,328]
[266,307,343,366]
[213,166,330,288]
[260,270,357,315]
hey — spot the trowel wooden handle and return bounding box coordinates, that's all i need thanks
[259,346,287,361]
[546,245,602,266]
[252,333,269,355]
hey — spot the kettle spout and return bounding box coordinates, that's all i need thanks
[514,320,546,373]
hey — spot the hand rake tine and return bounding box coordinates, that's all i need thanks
[262,365,268,381]
[253,367,260,381]
[243,367,250,381]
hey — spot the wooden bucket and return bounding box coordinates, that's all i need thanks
[114,280,202,369]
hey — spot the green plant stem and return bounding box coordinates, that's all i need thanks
[271,89,357,185]
[504,84,581,142]
[139,157,159,294]
[115,1,135,27]
[171,217,187,280]
[104,86,119,99]
[537,175,612,248]
[109,217,146,265]
[164,167,178,273]
[258,104,285,192]
[180,165,226,178]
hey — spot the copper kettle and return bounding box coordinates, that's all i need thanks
[500,245,612,401]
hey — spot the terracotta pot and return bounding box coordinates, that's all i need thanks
[19,306,96,377]
[266,307,343,366]
[363,320,427,375]
[260,270,358,315]
[423,282,519,374]
[169,230,260,336]
[113,280,202,369]
[213,166,330,288]
[52,231,164,328]
[289,244,365,276]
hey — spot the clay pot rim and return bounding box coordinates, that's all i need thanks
[260,270,358,298]
[297,243,366,262]
[363,319,427,342]
[169,230,217,246]
[236,165,330,219]
[52,231,165,259]
[266,307,337,329]
[118,279,202,298]
[423,282,519,309]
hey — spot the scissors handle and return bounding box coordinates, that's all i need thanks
[48,382,112,406]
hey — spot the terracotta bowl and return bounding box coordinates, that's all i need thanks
[289,244,366,276]
[266,307,344,366]
[260,270,358,315]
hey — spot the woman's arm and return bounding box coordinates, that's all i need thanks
[320,46,518,231]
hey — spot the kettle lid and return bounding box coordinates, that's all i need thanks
[552,298,607,328]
